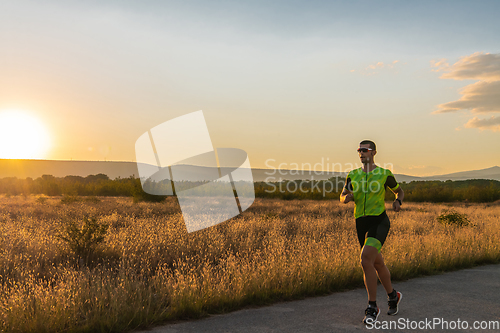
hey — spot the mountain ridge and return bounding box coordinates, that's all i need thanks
[0,159,499,182]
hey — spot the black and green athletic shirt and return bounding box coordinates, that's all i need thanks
[344,167,400,219]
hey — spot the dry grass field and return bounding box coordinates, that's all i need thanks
[1,195,499,332]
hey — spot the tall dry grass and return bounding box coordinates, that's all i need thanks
[0,196,499,332]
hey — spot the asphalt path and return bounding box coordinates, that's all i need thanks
[136,264,500,333]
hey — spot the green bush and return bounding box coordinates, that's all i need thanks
[84,196,101,203]
[60,194,80,204]
[132,185,167,203]
[57,216,109,263]
[36,195,48,204]
[437,210,472,227]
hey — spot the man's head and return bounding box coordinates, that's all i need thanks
[359,140,376,151]
[358,140,377,164]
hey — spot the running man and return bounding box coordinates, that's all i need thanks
[340,140,404,324]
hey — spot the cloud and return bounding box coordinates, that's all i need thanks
[366,60,399,70]
[439,52,500,81]
[430,58,449,72]
[433,52,500,132]
[353,60,401,76]
[434,81,500,114]
[464,116,500,132]
[368,62,384,70]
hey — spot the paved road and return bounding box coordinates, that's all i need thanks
[136,264,500,332]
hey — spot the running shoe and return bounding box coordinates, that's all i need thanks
[387,291,402,315]
[363,305,380,324]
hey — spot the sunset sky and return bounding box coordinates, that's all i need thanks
[1,0,499,176]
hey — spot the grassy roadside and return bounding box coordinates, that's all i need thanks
[1,196,499,332]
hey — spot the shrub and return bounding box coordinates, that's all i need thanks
[437,210,472,227]
[60,194,80,204]
[84,196,101,203]
[57,216,109,263]
[132,185,167,203]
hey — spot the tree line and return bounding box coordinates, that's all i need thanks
[255,178,500,203]
[1,174,499,203]
[0,174,138,197]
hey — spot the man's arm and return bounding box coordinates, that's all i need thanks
[392,186,404,212]
[340,177,353,203]
[340,188,354,204]
[385,174,403,212]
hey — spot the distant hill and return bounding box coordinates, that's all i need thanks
[1,159,499,182]
[424,166,500,182]
[0,159,140,180]
[250,167,499,182]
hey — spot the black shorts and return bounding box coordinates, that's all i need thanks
[356,211,390,251]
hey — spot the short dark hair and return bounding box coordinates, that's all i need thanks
[360,140,376,150]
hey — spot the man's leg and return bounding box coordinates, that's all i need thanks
[360,245,379,301]
[374,252,393,294]
[374,251,402,316]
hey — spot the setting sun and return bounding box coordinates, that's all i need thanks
[0,110,50,159]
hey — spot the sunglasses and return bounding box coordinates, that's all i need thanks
[357,148,373,153]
